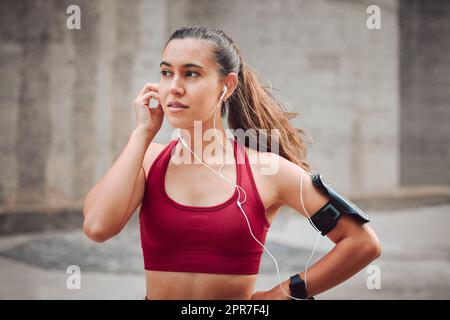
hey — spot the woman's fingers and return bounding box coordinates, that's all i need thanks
[138,83,159,96]
[138,91,160,107]
[133,83,164,135]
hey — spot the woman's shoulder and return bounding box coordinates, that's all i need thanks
[243,144,305,191]
[242,145,288,213]
[242,145,284,196]
[149,142,169,157]
[243,145,281,173]
[142,142,169,177]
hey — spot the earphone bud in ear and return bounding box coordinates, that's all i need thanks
[220,85,228,101]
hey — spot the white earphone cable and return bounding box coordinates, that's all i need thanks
[176,86,321,300]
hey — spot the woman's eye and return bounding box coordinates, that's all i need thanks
[186,71,199,77]
[160,70,170,76]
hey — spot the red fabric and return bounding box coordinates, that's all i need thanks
[139,138,271,275]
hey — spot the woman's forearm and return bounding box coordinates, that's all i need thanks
[272,236,381,299]
[83,128,154,241]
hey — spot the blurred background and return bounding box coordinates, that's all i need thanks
[0,0,449,299]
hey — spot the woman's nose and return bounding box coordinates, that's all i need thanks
[169,77,184,95]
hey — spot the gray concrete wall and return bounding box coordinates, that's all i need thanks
[399,0,450,186]
[0,0,446,213]
[1,0,168,209]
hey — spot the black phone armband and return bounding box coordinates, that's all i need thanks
[309,174,370,236]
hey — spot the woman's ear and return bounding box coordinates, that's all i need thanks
[222,72,238,100]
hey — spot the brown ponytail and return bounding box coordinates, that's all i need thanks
[227,61,312,172]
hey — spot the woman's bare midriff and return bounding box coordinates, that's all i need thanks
[145,270,258,300]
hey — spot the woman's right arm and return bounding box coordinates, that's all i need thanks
[82,128,154,242]
[83,83,164,242]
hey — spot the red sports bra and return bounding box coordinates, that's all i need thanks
[138,137,271,275]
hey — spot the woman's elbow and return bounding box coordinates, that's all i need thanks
[362,235,382,261]
[83,219,114,243]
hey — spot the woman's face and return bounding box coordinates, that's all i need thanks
[159,38,223,128]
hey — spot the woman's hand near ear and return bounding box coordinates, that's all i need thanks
[83,82,163,243]
[133,82,164,137]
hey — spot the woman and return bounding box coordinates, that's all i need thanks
[83,26,381,300]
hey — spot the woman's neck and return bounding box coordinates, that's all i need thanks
[176,127,234,166]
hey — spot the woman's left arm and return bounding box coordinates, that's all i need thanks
[251,155,381,300]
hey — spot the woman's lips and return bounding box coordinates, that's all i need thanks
[168,106,189,113]
[167,101,189,113]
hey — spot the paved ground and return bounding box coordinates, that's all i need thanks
[0,203,449,300]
